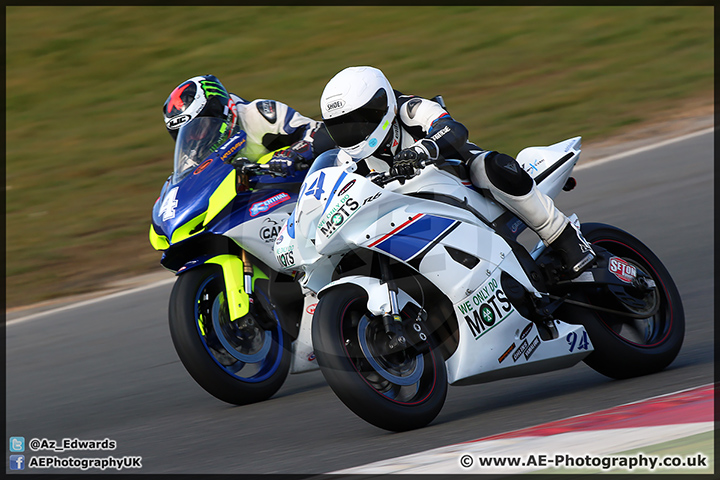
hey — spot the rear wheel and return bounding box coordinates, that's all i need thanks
[569,223,684,379]
[312,284,447,432]
[169,265,290,405]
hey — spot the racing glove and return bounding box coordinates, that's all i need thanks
[268,149,302,175]
[391,139,440,176]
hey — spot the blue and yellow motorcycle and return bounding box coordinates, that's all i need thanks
[150,117,316,405]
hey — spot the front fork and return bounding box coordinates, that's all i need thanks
[378,255,429,354]
[205,253,275,329]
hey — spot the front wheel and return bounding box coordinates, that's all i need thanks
[312,284,447,432]
[568,223,685,379]
[169,264,290,405]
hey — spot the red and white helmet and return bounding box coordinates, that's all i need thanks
[162,74,238,141]
[320,66,397,160]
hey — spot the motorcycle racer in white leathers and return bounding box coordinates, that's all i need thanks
[320,66,595,279]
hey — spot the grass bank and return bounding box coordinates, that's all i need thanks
[5,6,713,308]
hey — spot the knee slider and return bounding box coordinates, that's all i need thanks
[484,152,534,196]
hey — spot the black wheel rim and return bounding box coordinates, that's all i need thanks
[339,299,439,405]
[589,239,675,347]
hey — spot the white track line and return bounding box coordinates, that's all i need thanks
[576,127,713,171]
[6,127,713,325]
[6,277,176,326]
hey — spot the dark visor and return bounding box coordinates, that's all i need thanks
[324,88,388,148]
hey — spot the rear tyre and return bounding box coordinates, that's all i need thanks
[572,223,684,379]
[169,264,290,405]
[312,284,447,432]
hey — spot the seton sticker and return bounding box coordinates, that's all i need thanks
[609,257,637,283]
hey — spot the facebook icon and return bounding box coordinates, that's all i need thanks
[9,455,25,470]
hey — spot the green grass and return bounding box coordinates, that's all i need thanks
[531,430,714,474]
[5,6,713,307]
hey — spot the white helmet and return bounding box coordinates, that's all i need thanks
[320,66,397,160]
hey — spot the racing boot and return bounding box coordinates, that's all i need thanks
[548,221,596,278]
[469,152,595,279]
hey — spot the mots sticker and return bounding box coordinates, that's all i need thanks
[318,194,360,238]
[609,257,637,283]
[275,245,295,268]
[457,276,515,340]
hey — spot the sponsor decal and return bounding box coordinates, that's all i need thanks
[524,335,540,360]
[219,136,246,163]
[609,256,637,283]
[406,98,422,119]
[249,192,291,217]
[430,125,451,142]
[361,192,382,206]
[159,187,179,221]
[457,276,515,340]
[520,322,533,340]
[199,79,227,99]
[513,339,528,362]
[276,250,295,268]
[368,138,378,148]
[326,99,345,111]
[498,343,516,364]
[259,218,281,243]
[338,179,356,196]
[524,157,545,175]
[306,303,317,315]
[318,194,360,238]
[257,100,277,123]
[193,158,213,175]
[167,114,191,129]
[509,218,524,234]
[308,352,316,362]
[275,244,295,268]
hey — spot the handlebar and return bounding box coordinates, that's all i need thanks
[224,157,310,177]
[370,157,442,187]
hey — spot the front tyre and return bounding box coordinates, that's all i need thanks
[575,223,685,379]
[169,264,290,405]
[312,284,447,432]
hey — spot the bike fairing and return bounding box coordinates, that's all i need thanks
[274,138,684,431]
[150,130,303,256]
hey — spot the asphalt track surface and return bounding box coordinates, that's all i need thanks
[6,131,714,474]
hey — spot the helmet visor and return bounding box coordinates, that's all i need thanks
[172,117,231,183]
[324,88,388,148]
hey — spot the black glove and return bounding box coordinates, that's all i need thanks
[390,157,421,177]
[391,139,439,176]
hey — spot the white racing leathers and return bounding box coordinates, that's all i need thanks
[231,94,333,162]
[362,92,570,247]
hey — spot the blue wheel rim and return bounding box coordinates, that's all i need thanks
[195,274,283,383]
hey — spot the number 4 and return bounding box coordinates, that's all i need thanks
[305,172,326,200]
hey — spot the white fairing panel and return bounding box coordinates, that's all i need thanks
[445,265,593,385]
[517,136,581,199]
[225,207,293,268]
[289,291,321,374]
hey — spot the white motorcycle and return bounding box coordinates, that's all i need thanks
[273,138,684,431]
